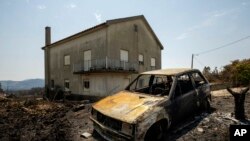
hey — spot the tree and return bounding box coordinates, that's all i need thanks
[220,59,250,86]
[212,67,219,76]
[227,87,249,120]
[202,66,211,76]
[235,62,250,85]
[202,66,221,82]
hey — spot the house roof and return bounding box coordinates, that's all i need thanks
[141,68,197,75]
[42,15,163,50]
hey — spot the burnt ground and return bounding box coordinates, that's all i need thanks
[0,88,249,141]
[167,88,250,141]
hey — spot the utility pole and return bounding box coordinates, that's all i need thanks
[191,54,194,69]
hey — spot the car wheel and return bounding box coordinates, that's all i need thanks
[144,122,167,141]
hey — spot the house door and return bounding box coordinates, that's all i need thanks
[84,50,91,71]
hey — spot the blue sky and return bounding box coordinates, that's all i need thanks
[0,0,250,80]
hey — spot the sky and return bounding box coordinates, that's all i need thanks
[0,0,250,81]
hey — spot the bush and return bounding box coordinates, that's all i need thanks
[221,59,250,86]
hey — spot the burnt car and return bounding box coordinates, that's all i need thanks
[90,68,211,141]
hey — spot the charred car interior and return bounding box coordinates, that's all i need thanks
[90,68,211,141]
[126,74,173,96]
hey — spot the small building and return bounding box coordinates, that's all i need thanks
[42,15,163,99]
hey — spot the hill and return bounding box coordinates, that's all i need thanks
[0,79,44,91]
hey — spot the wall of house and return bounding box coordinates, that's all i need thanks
[45,18,162,97]
[79,73,131,96]
[137,20,162,70]
[47,28,107,94]
[107,19,162,76]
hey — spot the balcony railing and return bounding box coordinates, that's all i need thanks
[73,58,138,74]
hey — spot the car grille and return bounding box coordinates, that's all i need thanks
[96,111,122,131]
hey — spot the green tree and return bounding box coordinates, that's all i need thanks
[235,61,250,85]
[220,59,250,86]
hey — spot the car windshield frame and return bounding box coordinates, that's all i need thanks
[125,74,174,96]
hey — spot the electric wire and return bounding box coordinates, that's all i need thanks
[194,56,205,66]
[196,35,250,55]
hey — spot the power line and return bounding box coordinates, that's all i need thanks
[194,56,205,66]
[191,35,250,68]
[196,35,250,55]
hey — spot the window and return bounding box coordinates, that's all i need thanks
[126,74,172,96]
[191,72,207,87]
[134,24,138,32]
[83,80,90,91]
[138,54,144,65]
[177,74,194,95]
[84,50,91,71]
[137,75,151,89]
[138,79,144,88]
[153,76,164,84]
[151,58,156,67]
[120,50,128,69]
[151,58,156,70]
[64,55,70,65]
[120,50,128,62]
[64,79,70,91]
[128,74,151,91]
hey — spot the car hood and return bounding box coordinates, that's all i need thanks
[92,91,165,124]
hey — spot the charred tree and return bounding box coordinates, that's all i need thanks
[226,87,249,120]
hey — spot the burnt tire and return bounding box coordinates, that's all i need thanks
[144,121,167,141]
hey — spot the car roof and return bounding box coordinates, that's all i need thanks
[141,68,198,75]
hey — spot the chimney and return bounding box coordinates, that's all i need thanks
[45,26,51,46]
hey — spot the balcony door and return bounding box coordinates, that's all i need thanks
[120,50,128,69]
[84,50,91,71]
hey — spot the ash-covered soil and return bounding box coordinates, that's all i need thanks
[167,88,250,141]
[0,88,249,141]
[0,97,93,141]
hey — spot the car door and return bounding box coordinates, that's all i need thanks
[171,74,197,122]
[190,71,210,108]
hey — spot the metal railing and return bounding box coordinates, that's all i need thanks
[73,58,138,73]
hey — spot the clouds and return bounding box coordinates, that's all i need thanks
[241,2,247,6]
[37,5,46,10]
[66,3,77,9]
[176,10,232,40]
[212,11,227,17]
[176,33,188,40]
[175,1,249,41]
[94,11,102,23]
[36,3,77,10]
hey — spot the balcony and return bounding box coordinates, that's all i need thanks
[73,58,138,74]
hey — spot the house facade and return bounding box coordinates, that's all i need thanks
[42,15,163,98]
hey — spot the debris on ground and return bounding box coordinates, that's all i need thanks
[0,88,249,141]
[73,104,85,112]
[197,127,204,133]
[81,132,92,138]
[0,97,93,141]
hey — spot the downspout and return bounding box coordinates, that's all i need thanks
[45,26,51,89]
[105,26,109,95]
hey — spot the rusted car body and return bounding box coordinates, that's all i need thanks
[90,68,211,141]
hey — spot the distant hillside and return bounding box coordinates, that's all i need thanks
[0,79,44,91]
